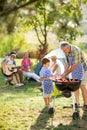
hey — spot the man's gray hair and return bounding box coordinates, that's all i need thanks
[60,41,70,48]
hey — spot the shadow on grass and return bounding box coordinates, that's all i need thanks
[30,107,54,130]
[0,82,43,105]
[0,80,41,94]
[50,109,87,130]
[30,104,87,130]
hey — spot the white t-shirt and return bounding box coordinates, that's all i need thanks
[7,58,14,65]
[50,59,64,75]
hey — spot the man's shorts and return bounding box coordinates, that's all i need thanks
[81,70,87,85]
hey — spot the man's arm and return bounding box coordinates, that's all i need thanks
[61,63,69,78]
[61,63,77,78]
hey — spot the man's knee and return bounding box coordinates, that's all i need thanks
[80,85,86,91]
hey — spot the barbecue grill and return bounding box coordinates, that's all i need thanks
[54,79,81,120]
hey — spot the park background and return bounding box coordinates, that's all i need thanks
[0,0,87,130]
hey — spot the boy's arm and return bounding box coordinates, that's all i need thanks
[40,77,51,81]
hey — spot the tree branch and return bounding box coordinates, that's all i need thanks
[0,0,39,16]
[31,18,43,44]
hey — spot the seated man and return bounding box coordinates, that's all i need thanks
[21,52,40,82]
[1,52,24,87]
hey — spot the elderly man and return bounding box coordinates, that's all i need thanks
[60,42,87,111]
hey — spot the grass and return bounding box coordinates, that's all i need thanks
[0,59,87,130]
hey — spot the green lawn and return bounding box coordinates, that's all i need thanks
[0,59,87,130]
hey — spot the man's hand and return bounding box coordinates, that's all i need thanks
[60,73,66,79]
[49,75,62,80]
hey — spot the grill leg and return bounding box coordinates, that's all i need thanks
[71,92,80,120]
[71,92,76,112]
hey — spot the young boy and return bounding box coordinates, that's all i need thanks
[39,58,54,108]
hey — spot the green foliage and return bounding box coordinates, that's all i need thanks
[78,43,87,53]
[0,33,27,57]
[16,0,28,4]
[83,0,87,4]
[0,0,87,58]
[17,1,49,59]
[47,0,83,42]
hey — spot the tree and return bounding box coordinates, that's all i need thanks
[47,0,84,43]
[15,0,87,59]
[0,0,38,16]
[28,0,49,59]
[0,0,87,58]
[13,0,49,60]
[0,0,39,34]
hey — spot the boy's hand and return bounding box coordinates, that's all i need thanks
[49,75,61,80]
[49,77,53,80]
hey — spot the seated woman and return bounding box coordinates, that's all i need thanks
[50,56,64,75]
[1,53,24,87]
[21,52,40,82]
[50,56,59,75]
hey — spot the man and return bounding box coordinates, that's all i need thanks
[60,42,87,110]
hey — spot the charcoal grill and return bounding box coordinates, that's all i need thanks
[55,79,81,91]
[54,79,81,120]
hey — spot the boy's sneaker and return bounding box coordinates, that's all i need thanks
[83,105,87,111]
[48,107,55,115]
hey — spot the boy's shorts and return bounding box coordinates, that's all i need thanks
[43,93,51,98]
[81,70,87,85]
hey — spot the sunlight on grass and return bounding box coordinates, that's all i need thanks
[0,59,87,130]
